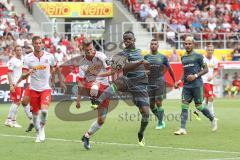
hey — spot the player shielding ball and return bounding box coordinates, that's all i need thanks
[76,38,112,150]
[174,37,217,135]
[144,39,176,129]
[95,31,151,147]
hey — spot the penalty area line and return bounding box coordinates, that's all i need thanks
[0,133,240,155]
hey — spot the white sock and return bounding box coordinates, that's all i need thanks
[40,109,48,127]
[202,99,207,108]
[207,101,215,117]
[11,103,19,121]
[7,103,15,120]
[87,121,102,137]
[33,114,40,131]
[23,104,33,120]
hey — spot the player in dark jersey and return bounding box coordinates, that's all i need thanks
[174,36,217,135]
[93,31,150,147]
[144,39,175,129]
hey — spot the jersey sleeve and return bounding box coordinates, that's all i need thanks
[97,52,110,70]
[198,54,206,68]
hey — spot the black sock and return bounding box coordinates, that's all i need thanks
[181,109,188,129]
[138,113,149,136]
[201,108,214,121]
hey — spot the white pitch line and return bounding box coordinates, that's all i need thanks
[0,133,240,155]
[201,157,240,160]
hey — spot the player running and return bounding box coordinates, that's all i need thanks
[94,31,151,147]
[5,45,24,128]
[76,38,111,150]
[193,44,218,120]
[20,36,61,142]
[174,37,217,135]
[144,39,176,129]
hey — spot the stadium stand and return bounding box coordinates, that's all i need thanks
[122,0,240,49]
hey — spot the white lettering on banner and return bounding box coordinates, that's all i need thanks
[0,75,8,84]
[0,90,10,102]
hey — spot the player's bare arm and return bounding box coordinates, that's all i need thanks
[187,63,208,82]
[168,66,176,84]
[7,72,15,92]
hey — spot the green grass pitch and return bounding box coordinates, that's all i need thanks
[0,99,240,160]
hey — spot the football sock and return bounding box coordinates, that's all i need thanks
[181,104,189,129]
[138,112,149,136]
[40,109,48,127]
[87,121,101,137]
[23,104,33,121]
[207,101,215,117]
[11,103,19,121]
[33,114,40,131]
[197,105,214,121]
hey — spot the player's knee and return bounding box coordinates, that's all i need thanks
[156,100,162,106]
[97,117,105,125]
[90,84,99,97]
[114,80,124,92]
[141,111,150,122]
[15,102,21,106]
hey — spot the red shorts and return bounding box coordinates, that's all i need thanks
[204,83,214,98]
[84,82,110,108]
[23,86,30,97]
[30,89,51,113]
[10,87,23,103]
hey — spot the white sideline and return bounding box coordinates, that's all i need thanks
[202,157,240,160]
[0,133,240,156]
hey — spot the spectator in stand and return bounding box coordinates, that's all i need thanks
[156,0,166,12]
[232,43,240,61]
[169,47,179,62]
[16,33,25,47]
[22,40,33,54]
[54,47,68,65]
[51,32,60,47]
[71,36,80,54]
[42,35,52,49]
[5,33,15,46]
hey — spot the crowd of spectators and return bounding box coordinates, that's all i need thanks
[123,0,240,48]
[0,0,89,65]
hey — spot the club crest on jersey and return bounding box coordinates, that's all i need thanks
[33,65,47,70]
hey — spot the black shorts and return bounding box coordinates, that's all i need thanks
[118,76,150,108]
[182,86,204,104]
[148,80,165,101]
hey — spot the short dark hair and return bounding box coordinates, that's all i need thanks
[151,38,158,42]
[82,37,93,48]
[123,31,135,37]
[32,36,41,44]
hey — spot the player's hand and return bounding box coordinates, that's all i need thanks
[10,85,15,92]
[187,75,196,82]
[207,76,213,82]
[142,60,151,70]
[76,101,81,109]
[60,82,67,91]
[174,80,181,89]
